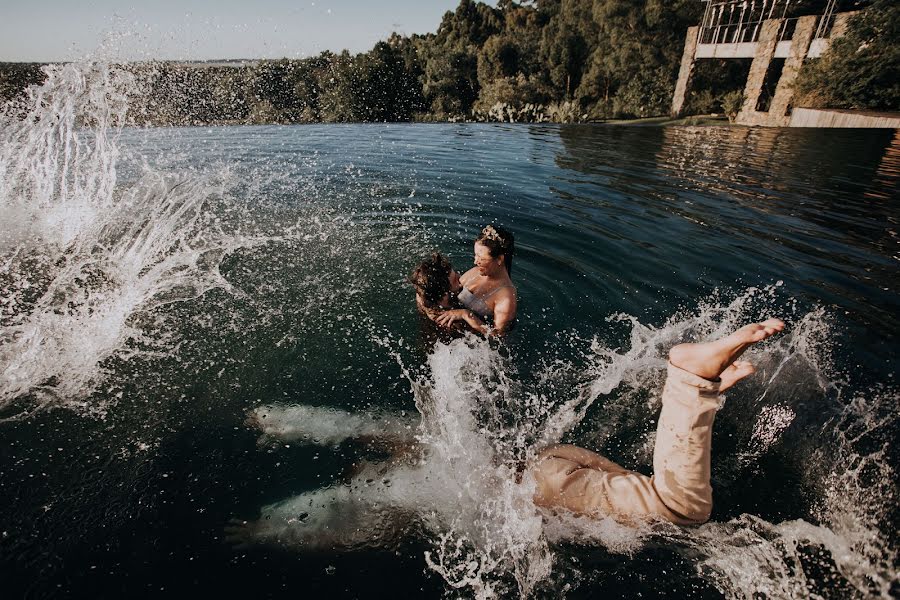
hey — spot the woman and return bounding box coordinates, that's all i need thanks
[409,252,487,334]
[436,224,517,335]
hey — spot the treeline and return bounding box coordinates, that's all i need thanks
[1,0,896,125]
[794,0,899,111]
[123,0,706,125]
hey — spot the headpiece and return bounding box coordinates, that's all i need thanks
[481,225,507,247]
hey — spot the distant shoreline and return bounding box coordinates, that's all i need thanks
[600,115,732,127]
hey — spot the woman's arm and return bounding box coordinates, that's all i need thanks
[490,290,517,335]
[434,309,489,335]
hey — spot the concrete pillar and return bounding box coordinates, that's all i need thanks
[736,19,781,126]
[830,12,854,39]
[671,26,699,118]
[768,15,817,126]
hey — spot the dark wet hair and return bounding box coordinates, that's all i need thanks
[475,224,515,275]
[409,252,453,308]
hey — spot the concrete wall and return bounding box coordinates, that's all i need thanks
[670,10,892,128]
[671,26,699,118]
[737,15,822,127]
[790,108,900,128]
[736,20,781,126]
[767,15,818,126]
[695,42,757,59]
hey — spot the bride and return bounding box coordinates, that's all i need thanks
[436,224,517,335]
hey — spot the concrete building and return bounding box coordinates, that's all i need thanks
[671,0,899,128]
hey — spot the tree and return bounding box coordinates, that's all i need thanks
[249,60,309,122]
[539,0,597,101]
[349,41,426,121]
[314,51,357,122]
[0,63,46,107]
[422,0,503,116]
[576,0,700,118]
[794,0,900,111]
[478,34,521,84]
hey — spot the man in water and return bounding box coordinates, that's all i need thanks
[531,319,785,525]
[409,252,490,335]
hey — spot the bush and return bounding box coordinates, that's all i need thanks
[720,90,745,122]
[794,0,900,111]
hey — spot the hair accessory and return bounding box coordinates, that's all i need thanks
[481,225,503,243]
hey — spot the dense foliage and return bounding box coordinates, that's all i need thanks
[1,0,896,123]
[794,0,899,111]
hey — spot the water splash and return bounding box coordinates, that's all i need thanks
[248,403,417,447]
[239,336,552,598]
[0,63,250,418]
[0,63,130,246]
[416,338,552,598]
[238,289,896,599]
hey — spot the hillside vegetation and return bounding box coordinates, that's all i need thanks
[1,0,895,124]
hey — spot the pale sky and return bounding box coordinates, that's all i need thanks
[0,1,495,62]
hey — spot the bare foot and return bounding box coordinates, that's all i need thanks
[669,318,785,383]
[718,360,755,392]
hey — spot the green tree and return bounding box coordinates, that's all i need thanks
[0,63,46,107]
[576,0,699,118]
[249,60,310,122]
[795,0,899,110]
[349,41,426,121]
[422,0,502,116]
[477,34,520,84]
[314,51,357,122]
[539,0,597,101]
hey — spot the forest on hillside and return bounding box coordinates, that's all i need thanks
[0,0,895,125]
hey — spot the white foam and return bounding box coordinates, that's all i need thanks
[235,298,896,598]
[0,63,260,417]
[249,403,416,447]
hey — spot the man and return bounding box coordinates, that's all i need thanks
[409,252,488,335]
[531,319,785,525]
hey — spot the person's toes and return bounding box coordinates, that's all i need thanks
[719,360,755,391]
[758,318,785,337]
[739,318,785,344]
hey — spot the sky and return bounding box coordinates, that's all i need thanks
[0,0,495,63]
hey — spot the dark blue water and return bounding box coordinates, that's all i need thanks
[2,75,898,600]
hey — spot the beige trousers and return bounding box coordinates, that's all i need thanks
[532,363,721,525]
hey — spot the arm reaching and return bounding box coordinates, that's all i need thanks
[435,309,488,335]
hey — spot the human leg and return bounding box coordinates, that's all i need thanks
[651,318,785,521]
[531,447,677,521]
[531,319,785,525]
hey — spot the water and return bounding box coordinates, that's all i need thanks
[1,63,898,599]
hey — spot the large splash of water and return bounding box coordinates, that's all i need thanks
[0,59,438,422]
[238,289,897,599]
[0,63,262,418]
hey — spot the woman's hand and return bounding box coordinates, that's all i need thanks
[435,309,489,335]
[435,309,471,329]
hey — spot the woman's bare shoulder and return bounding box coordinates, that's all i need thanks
[492,285,517,306]
[498,284,517,298]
